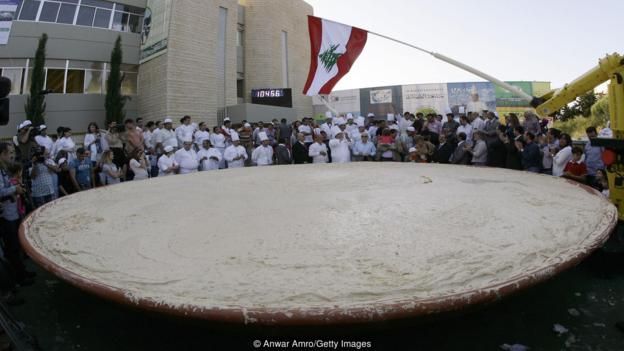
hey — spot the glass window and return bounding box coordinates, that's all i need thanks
[84,69,103,94]
[128,14,142,33]
[15,0,23,18]
[76,5,95,26]
[68,60,104,70]
[81,0,113,9]
[121,72,137,96]
[57,3,77,24]
[111,11,128,31]
[93,8,111,28]
[65,70,84,93]
[45,69,65,93]
[19,0,41,21]
[119,64,138,73]
[237,30,243,46]
[115,4,143,15]
[24,69,33,93]
[1,68,24,95]
[39,1,60,22]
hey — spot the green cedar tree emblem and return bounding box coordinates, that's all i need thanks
[319,44,343,72]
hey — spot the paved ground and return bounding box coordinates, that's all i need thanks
[6,250,624,351]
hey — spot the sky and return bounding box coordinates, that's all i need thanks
[304,0,623,92]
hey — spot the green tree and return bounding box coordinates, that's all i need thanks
[24,33,48,126]
[556,91,597,121]
[105,36,127,125]
[553,94,610,139]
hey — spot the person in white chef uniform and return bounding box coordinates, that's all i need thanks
[197,139,222,171]
[329,128,352,163]
[251,132,273,166]
[223,132,248,168]
[174,137,199,174]
[158,145,179,176]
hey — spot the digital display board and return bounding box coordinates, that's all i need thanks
[251,88,292,108]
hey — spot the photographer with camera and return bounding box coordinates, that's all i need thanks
[0,142,33,291]
[29,147,57,208]
[13,120,38,165]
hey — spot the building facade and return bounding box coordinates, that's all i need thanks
[0,0,314,137]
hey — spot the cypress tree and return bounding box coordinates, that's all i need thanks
[105,36,126,125]
[25,33,47,125]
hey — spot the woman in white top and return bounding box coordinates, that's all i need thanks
[129,150,149,181]
[84,122,105,165]
[552,133,573,177]
[56,127,77,163]
[99,150,123,185]
[158,146,179,176]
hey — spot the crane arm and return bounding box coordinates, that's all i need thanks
[531,53,624,117]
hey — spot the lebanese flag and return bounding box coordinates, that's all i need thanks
[302,16,368,96]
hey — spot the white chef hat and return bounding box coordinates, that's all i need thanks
[336,117,346,126]
[231,131,240,141]
[367,113,375,118]
[164,145,174,153]
[409,147,417,153]
[389,125,399,131]
[163,118,173,124]
[331,126,343,136]
[325,111,333,119]
[182,136,193,143]
[223,117,231,122]
[357,121,365,128]
[259,132,268,141]
[387,113,395,121]
[407,126,416,132]
[244,123,251,128]
[58,157,67,165]
[346,113,354,120]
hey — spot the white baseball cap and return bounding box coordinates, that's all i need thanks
[163,118,173,124]
[164,145,174,153]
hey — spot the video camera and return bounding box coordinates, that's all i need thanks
[0,76,10,126]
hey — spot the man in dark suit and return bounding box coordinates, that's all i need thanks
[450,132,471,165]
[432,133,455,164]
[292,133,309,164]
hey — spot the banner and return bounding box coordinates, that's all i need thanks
[140,0,172,63]
[360,85,403,117]
[447,82,496,115]
[402,83,449,115]
[312,89,360,118]
[0,0,19,45]
[495,81,532,107]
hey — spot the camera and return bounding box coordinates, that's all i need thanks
[32,148,45,163]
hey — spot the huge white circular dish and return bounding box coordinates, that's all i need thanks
[21,163,616,325]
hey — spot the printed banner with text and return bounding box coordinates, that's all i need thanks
[140,0,172,63]
[0,0,19,45]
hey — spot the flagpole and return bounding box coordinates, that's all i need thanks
[320,17,535,102]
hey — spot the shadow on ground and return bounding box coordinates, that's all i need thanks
[7,250,624,351]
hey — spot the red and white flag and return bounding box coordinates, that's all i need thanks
[302,16,368,96]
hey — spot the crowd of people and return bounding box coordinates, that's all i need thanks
[0,109,610,305]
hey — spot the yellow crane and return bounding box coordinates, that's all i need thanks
[531,53,624,220]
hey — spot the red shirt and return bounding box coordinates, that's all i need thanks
[564,160,587,176]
